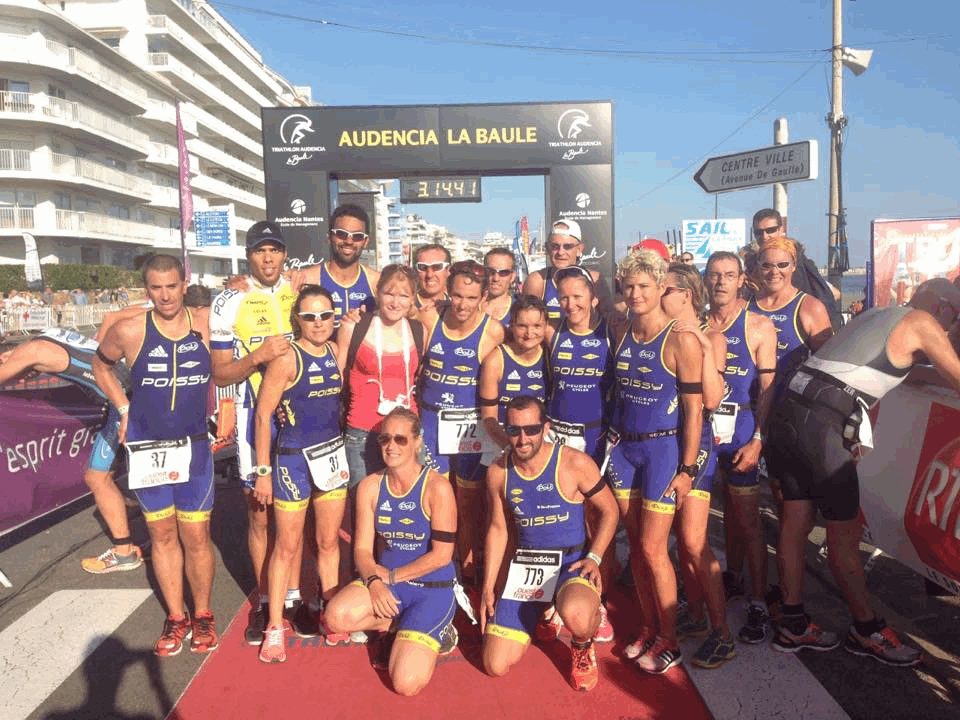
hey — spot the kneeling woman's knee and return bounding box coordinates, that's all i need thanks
[392,670,428,697]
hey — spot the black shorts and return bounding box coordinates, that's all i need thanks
[765,389,860,523]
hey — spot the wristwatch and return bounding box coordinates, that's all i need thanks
[677,462,700,477]
[255,465,272,477]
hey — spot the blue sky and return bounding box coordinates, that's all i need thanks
[213,0,958,266]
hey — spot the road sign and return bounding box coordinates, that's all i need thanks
[694,140,818,194]
[194,207,232,247]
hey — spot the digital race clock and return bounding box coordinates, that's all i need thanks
[399,176,482,203]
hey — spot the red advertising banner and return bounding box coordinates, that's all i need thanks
[870,217,960,307]
[0,392,106,536]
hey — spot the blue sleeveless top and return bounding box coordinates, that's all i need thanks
[505,444,585,550]
[496,345,547,423]
[748,291,808,396]
[548,318,613,426]
[541,268,562,323]
[718,308,757,405]
[319,263,376,325]
[611,321,678,434]
[419,312,491,409]
[375,466,455,583]
[277,342,342,449]
[128,311,210,441]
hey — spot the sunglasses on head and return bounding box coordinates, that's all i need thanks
[377,433,411,447]
[504,423,545,437]
[549,241,578,252]
[415,261,450,273]
[486,267,514,277]
[450,260,488,282]
[297,310,335,322]
[330,228,369,242]
[554,266,593,285]
[754,225,780,238]
[760,260,792,270]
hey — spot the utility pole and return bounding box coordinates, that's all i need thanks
[774,118,789,233]
[827,0,847,289]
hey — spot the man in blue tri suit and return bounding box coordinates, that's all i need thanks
[94,254,219,659]
[294,204,380,326]
[481,395,618,692]
[414,244,451,312]
[482,247,516,329]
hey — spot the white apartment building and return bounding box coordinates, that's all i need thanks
[0,0,308,286]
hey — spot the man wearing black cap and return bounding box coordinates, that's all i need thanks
[210,221,317,641]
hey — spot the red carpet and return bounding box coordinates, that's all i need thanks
[170,590,713,720]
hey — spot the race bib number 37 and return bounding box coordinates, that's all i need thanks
[126,438,192,490]
[438,408,497,455]
[502,548,563,602]
[303,437,349,492]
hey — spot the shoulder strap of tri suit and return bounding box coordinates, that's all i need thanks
[408,316,425,358]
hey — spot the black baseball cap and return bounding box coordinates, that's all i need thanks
[246,220,286,251]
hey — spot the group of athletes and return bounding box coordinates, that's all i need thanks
[7,201,960,697]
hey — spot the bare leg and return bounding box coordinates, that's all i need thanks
[245,491,271,596]
[324,582,393,634]
[267,507,307,628]
[556,581,601,641]
[147,514,184,617]
[179,517,215,616]
[779,500,814,606]
[482,633,530,677]
[639,507,678,643]
[826,518,874,623]
[314,492,347,598]
[728,487,767,601]
[390,639,440,697]
[677,496,729,634]
[84,469,133,554]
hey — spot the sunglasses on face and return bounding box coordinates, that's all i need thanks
[754,225,780,239]
[297,310,335,322]
[377,433,411,447]
[330,228,369,242]
[760,261,792,270]
[662,286,688,297]
[549,242,578,252]
[681,256,694,262]
[415,261,450,273]
[504,423,545,437]
[486,267,514,277]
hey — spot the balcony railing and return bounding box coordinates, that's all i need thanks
[192,106,262,157]
[0,91,148,150]
[54,209,193,247]
[0,148,31,171]
[50,152,152,196]
[43,37,147,106]
[0,207,34,229]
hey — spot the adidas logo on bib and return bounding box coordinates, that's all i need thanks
[560,338,574,349]
[308,362,322,372]
[621,347,632,358]
[507,370,521,380]
[148,345,168,358]
[379,500,392,511]
[430,342,444,355]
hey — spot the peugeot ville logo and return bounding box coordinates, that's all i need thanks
[558,109,591,140]
[576,193,591,209]
[291,198,306,215]
[280,114,314,145]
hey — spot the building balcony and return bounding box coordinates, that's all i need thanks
[142,100,198,137]
[191,106,262,158]
[146,15,274,112]
[149,185,180,210]
[0,207,34,230]
[0,31,147,113]
[0,148,152,200]
[144,141,200,174]
[146,53,260,134]
[189,138,262,186]
[190,173,265,214]
[0,91,148,155]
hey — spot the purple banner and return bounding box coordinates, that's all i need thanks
[176,101,194,282]
[0,392,106,536]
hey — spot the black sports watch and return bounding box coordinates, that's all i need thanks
[677,462,700,477]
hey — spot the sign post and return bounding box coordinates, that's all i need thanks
[694,140,818,194]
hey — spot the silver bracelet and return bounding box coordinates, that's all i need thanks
[586,551,602,567]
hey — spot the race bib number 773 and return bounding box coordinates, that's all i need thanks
[502,548,563,602]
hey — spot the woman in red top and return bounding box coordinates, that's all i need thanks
[338,265,425,487]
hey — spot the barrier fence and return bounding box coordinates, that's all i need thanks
[1,303,121,335]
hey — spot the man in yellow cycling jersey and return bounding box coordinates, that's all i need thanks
[210,221,315,642]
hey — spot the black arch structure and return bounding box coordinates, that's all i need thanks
[260,101,614,279]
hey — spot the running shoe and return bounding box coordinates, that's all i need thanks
[738,602,770,645]
[772,618,840,653]
[593,603,614,643]
[634,636,682,674]
[722,570,744,603]
[676,610,710,640]
[691,629,737,669]
[438,623,459,655]
[190,612,220,653]
[349,631,369,645]
[844,623,921,667]
[259,624,287,664]
[535,605,564,643]
[154,614,192,657]
[80,546,143,574]
[676,583,689,611]
[623,626,655,660]
[318,612,351,646]
[285,600,319,638]
[569,641,599,692]
[245,602,267,646]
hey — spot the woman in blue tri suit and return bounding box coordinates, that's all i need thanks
[324,407,458,697]
[253,285,346,663]
[660,263,735,669]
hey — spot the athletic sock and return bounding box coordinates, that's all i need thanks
[781,604,807,634]
[571,638,593,651]
[765,584,784,607]
[853,616,885,638]
[258,593,269,608]
[285,588,301,608]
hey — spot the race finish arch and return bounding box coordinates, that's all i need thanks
[260,102,614,280]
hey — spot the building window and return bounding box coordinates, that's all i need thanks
[48,84,66,100]
[0,139,31,170]
[102,38,120,48]
[81,246,101,265]
[53,192,72,210]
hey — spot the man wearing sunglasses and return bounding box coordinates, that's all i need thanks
[523,219,613,326]
[293,204,379,326]
[413,244,451,312]
[210,221,314,642]
[482,247,516,328]
[481,395,618,692]
[743,209,842,328]
[418,260,505,584]
[764,278,960,667]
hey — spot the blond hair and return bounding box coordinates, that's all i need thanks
[618,248,667,285]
